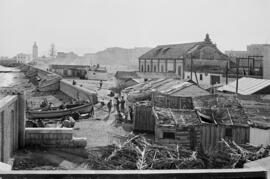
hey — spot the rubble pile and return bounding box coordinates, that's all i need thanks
[87,134,270,170]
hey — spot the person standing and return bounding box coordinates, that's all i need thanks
[107,100,112,115]
[115,97,120,114]
[120,96,125,112]
[99,80,103,89]
[129,106,133,122]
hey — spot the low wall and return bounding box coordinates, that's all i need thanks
[0,95,24,163]
[60,79,98,104]
[0,168,267,179]
[25,128,87,148]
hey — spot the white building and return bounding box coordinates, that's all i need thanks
[16,53,32,63]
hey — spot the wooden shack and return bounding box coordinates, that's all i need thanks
[153,107,201,149]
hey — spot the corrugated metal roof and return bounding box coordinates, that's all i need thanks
[217,77,270,95]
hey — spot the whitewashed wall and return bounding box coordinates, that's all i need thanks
[250,127,270,146]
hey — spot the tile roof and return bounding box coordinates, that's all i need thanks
[217,77,270,95]
[139,42,203,59]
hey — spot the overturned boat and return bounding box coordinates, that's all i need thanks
[26,103,93,119]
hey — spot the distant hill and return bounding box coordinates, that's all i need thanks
[85,47,151,66]
[35,47,151,71]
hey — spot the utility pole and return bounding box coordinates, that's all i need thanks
[190,56,193,80]
[226,61,229,84]
[236,58,239,94]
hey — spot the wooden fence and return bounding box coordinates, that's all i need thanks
[133,102,155,133]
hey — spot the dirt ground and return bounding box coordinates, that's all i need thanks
[72,79,132,148]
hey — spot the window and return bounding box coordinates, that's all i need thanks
[225,128,232,138]
[141,65,144,72]
[187,76,190,79]
[161,66,164,73]
[200,74,203,80]
[210,75,221,85]
[147,65,150,72]
[154,66,156,72]
[163,132,175,139]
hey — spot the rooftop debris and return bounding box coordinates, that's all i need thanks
[193,94,249,125]
[86,133,270,170]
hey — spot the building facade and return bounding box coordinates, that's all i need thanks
[16,53,32,63]
[138,34,228,80]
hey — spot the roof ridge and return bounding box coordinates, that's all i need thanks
[156,41,204,47]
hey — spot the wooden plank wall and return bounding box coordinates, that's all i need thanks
[134,104,155,132]
[152,92,193,109]
[198,124,250,154]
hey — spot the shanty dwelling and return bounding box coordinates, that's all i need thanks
[114,71,141,92]
[138,34,229,80]
[153,107,201,149]
[217,77,270,95]
[192,94,250,153]
[125,78,210,133]
[239,95,270,146]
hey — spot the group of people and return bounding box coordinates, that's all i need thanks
[106,96,125,115]
[106,95,133,122]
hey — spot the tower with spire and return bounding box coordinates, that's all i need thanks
[32,42,38,59]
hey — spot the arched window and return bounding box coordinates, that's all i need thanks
[161,66,164,73]
[147,65,150,72]
[154,66,156,72]
[141,65,144,72]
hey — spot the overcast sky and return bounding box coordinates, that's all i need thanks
[0,0,270,57]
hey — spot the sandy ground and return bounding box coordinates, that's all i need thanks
[71,79,132,148]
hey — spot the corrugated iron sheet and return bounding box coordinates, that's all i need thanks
[218,77,270,95]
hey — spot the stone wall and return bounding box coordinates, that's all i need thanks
[0,94,24,163]
[60,79,98,104]
[25,128,86,148]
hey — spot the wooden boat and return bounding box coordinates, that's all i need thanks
[26,103,93,119]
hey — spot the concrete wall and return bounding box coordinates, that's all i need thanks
[0,95,22,163]
[60,79,98,104]
[86,71,108,81]
[250,127,270,147]
[25,128,86,148]
[0,168,266,179]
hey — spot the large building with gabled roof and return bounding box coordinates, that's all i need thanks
[138,34,229,85]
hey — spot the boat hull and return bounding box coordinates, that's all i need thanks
[27,103,93,119]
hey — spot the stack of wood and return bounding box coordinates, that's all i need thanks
[202,139,269,169]
[87,134,270,170]
[87,133,205,170]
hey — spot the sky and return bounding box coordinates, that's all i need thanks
[0,0,270,57]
